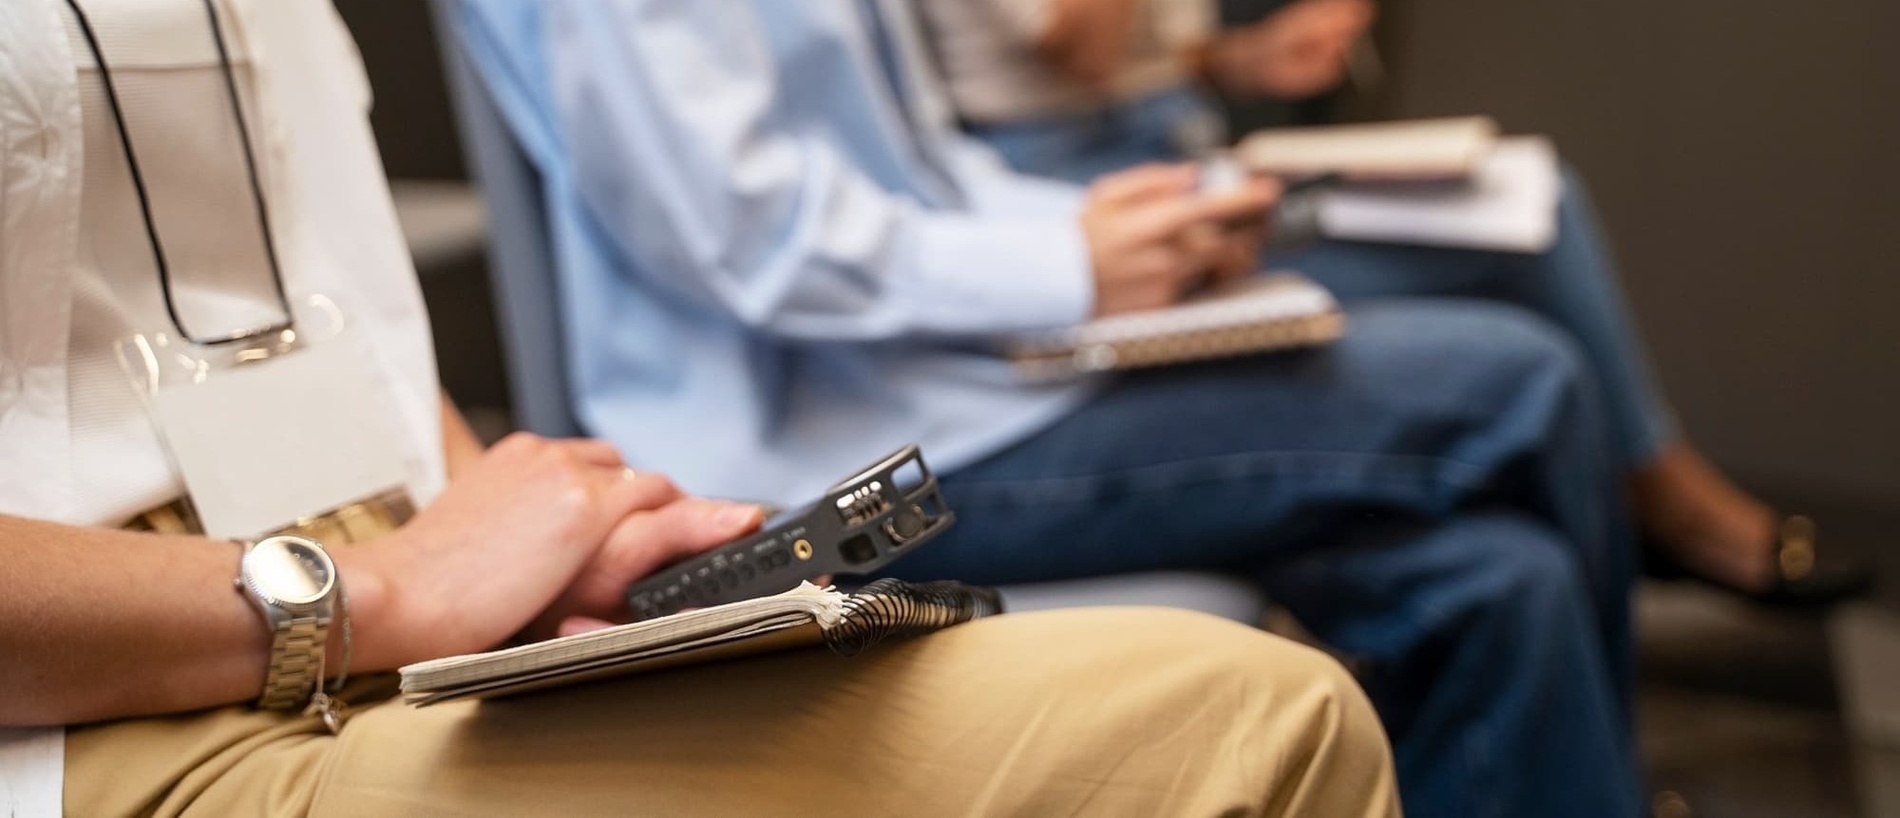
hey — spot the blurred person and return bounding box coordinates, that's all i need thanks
[920,0,1870,605]
[450,1,1644,814]
[0,0,1405,815]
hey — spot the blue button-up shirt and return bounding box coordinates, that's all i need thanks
[454,0,1098,503]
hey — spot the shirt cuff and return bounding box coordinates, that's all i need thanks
[896,210,1094,334]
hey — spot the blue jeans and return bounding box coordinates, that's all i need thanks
[883,302,1641,818]
[967,85,1677,472]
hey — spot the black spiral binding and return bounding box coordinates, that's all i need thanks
[822,579,1005,657]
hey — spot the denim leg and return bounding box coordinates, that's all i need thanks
[898,300,1632,666]
[1270,169,1679,471]
[1261,512,1641,818]
[881,300,1637,812]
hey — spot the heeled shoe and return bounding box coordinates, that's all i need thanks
[1643,515,1876,608]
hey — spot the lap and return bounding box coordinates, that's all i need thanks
[65,609,1396,818]
[889,300,1587,584]
[958,299,1579,481]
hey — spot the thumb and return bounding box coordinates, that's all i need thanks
[556,615,618,637]
[645,498,766,563]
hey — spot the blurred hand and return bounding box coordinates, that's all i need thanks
[1081,164,1281,317]
[1212,0,1374,100]
[1207,220,1270,286]
[341,433,757,668]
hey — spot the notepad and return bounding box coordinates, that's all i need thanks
[1005,273,1345,381]
[1236,116,1500,181]
[1314,136,1562,253]
[399,580,1003,706]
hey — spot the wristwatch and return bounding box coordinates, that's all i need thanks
[234,535,338,711]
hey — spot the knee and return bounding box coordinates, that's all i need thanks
[1009,607,1377,723]
[1222,626,1399,814]
[1464,303,1587,388]
[1388,301,1590,409]
[984,608,1398,813]
[1132,610,1388,741]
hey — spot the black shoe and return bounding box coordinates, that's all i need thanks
[1643,515,1876,608]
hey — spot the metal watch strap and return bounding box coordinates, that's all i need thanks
[257,612,329,711]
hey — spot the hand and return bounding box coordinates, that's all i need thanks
[1211,0,1375,100]
[1206,220,1270,287]
[1081,164,1281,316]
[531,497,767,639]
[339,433,690,668]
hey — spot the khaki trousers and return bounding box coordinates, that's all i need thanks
[66,608,1399,817]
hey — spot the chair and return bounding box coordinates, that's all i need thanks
[428,0,1267,624]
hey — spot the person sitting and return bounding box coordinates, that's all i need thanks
[916,0,1870,606]
[0,0,1401,815]
[447,1,1643,815]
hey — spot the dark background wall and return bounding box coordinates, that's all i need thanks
[1345,0,1900,511]
[336,0,464,180]
[338,0,1900,516]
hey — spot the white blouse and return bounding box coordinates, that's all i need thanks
[0,0,448,807]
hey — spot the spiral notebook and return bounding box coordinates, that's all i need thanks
[398,580,1003,706]
[1006,273,1345,381]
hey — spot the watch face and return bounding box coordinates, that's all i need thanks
[244,536,336,606]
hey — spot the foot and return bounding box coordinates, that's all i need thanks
[1631,444,1874,605]
[1630,444,1779,593]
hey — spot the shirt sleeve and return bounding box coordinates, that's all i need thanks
[542,0,1092,341]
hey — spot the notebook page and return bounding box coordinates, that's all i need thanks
[401,583,846,691]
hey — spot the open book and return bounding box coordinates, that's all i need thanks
[1236,116,1500,181]
[1005,273,1344,381]
[399,580,1003,706]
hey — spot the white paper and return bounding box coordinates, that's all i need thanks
[149,335,411,539]
[1315,136,1562,253]
[0,728,63,818]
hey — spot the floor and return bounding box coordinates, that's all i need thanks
[1638,585,1860,818]
[1635,491,1900,818]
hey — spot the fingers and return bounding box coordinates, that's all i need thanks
[1089,163,1198,206]
[638,498,765,561]
[526,497,766,635]
[556,616,618,638]
[538,437,681,516]
[1192,177,1283,226]
[597,498,764,588]
[1211,232,1263,284]
[1137,176,1280,240]
[603,469,684,517]
[1178,221,1225,264]
[1327,0,1378,31]
[554,438,627,469]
